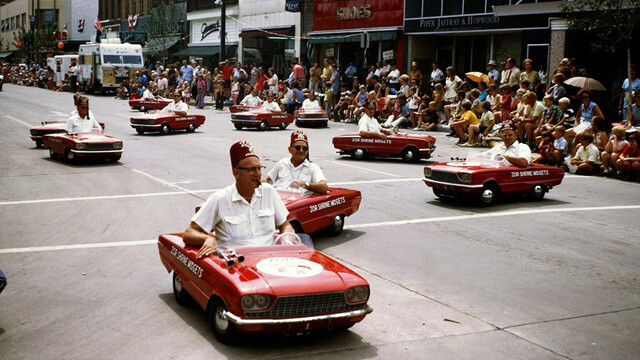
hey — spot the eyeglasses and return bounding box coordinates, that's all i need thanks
[235,166,265,173]
[173,95,181,98]
[293,145,308,151]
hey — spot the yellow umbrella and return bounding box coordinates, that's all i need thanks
[564,76,606,91]
[465,72,491,84]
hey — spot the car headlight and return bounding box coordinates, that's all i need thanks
[459,173,472,183]
[30,129,38,136]
[76,143,87,150]
[241,294,270,310]
[424,167,432,178]
[345,286,369,304]
[113,142,123,150]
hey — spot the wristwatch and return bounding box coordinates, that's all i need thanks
[304,181,310,188]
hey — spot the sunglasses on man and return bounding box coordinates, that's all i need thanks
[292,145,308,151]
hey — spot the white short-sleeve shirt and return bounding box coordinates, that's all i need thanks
[65,113,102,133]
[359,113,382,133]
[573,143,601,164]
[484,140,532,166]
[267,158,327,194]
[241,94,262,106]
[162,100,188,113]
[302,99,321,110]
[261,101,280,112]
[191,183,289,251]
[142,89,155,99]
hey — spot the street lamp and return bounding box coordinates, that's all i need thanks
[214,0,225,61]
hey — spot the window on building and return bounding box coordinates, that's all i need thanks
[464,0,486,14]
[425,0,441,17]
[36,9,59,26]
[442,0,463,16]
[21,13,26,28]
[405,0,422,18]
[487,0,510,11]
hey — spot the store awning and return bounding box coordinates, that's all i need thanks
[172,46,220,57]
[0,51,14,59]
[240,26,294,38]
[143,35,181,54]
[308,31,396,44]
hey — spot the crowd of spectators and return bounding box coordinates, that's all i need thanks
[2,54,639,181]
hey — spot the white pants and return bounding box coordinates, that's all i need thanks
[384,115,408,128]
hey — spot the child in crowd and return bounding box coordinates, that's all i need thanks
[549,125,569,166]
[601,125,629,176]
[615,134,640,180]
[558,97,575,129]
[324,82,334,113]
[466,100,495,146]
[532,131,553,164]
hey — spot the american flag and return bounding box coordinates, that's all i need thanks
[94,15,103,33]
[62,23,68,36]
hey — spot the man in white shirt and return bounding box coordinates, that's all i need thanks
[487,60,500,84]
[301,91,321,110]
[359,105,393,140]
[65,97,102,133]
[162,91,189,115]
[483,120,531,167]
[240,88,263,106]
[260,92,282,113]
[387,63,401,90]
[381,59,391,78]
[157,73,168,97]
[515,91,546,146]
[571,133,601,175]
[430,63,444,88]
[184,141,294,258]
[142,86,155,99]
[265,130,328,195]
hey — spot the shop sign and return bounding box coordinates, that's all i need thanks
[314,0,403,32]
[284,49,295,62]
[285,0,301,13]
[191,17,238,45]
[326,48,335,57]
[405,14,551,34]
[382,50,394,60]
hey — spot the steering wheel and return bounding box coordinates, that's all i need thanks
[274,232,301,246]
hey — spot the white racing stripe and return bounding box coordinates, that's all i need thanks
[6,115,33,128]
[344,205,640,230]
[329,160,401,177]
[2,205,638,254]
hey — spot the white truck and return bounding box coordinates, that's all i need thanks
[77,38,144,93]
[47,55,78,84]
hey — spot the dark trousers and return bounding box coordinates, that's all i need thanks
[215,92,225,109]
[0,268,6,294]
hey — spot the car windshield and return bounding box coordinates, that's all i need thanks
[102,54,143,65]
[235,233,314,255]
[462,151,505,166]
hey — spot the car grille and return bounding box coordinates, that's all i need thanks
[130,118,155,125]
[233,114,257,120]
[85,143,117,151]
[30,129,39,136]
[429,170,462,184]
[245,292,363,318]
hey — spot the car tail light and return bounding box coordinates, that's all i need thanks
[345,286,369,304]
[242,294,271,310]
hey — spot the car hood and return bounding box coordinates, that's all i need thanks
[64,133,121,143]
[428,160,504,172]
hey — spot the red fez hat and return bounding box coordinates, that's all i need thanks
[290,129,308,146]
[230,140,258,168]
[501,120,517,132]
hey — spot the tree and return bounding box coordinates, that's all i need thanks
[561,0,640,114]
[143,0,185,64]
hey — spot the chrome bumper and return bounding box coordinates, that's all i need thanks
[423,178,483,188]
[130,123,162,128]
[223,305,373,326]
[71,149,123,154]
[232,119,260,123]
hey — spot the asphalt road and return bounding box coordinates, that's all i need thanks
[1,85,639,360]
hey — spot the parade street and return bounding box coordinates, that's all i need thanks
[1,85,639,360]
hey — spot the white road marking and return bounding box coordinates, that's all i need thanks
[0,240,156,254]
[117,113,131,118]
[6,115,33,128]
[0,178,421,206]
[2,204,639,254]
[330,160,401,177]
[50,110,69,117]
[129,168,201,198]
[344,205,640,230]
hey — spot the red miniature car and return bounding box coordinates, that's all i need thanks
[333,133,437,162]
[129,113,206,135]
[423,156,565,205]
[158,232,372,344]
[229,104,260,113]
[42,132,123,163]
[128,98,172,112]
[196,188,362,236]
[30,121,105,148]
[294,109,329,127]
[231,111,294,131]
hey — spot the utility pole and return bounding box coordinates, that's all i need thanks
[220,1,225,61]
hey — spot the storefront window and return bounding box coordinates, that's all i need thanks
[425,1,441,17]
[442,0,462,15]
[487,0,511,10]
[405,0,422,18]
[464,0,486,14]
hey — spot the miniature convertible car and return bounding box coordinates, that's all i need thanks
[231,111,294,131]
[158,233,372,344]
[42,132,123,163]
[30,121,105,148]
[129,113,206,135]
[423,156,565,205]
[128,98,172,112]
[196,188,362,236]
[333,133,437,162]
[229,104,260,113]
[294,109,329,127]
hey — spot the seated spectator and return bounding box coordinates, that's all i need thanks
[590,116,610,153]
[558,97,575,129]
[536,94,562,136]
[451,101,478,145]
[532,131,554,164]
[570,132,602,175]
[626,90,640,129]
[615,134,640,180]
[601,125,629,176]
[444,91,466,123]
[566,90,606,153]
[287,82,304,114]
[383,94,410,131]
[466,100,495,146]
[547,125,569,166]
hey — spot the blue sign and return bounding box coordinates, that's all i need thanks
[285,0,301,13]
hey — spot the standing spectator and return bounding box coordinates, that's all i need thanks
[627,90,640,128]
[156,61,164,73]
[268,67,279,96]
[290,82,304,113]
[500,61,508,85]
[255,67,269,94]
[181,80,191,105]
[520,59,540,94]
[324,82,334,113]
[196,74,206,109]
[387,63,401,91]
[409,62,423,90]
[219,59,233,100]
[344,60,357,89]
[320,58,332,86]
[444,67,462,103]
[373,61,383,78]
[619,64,640,122]
[213,68,225,109]
[330,64,340,102]
[487,60,499,85]
[504,57,521,87]
[293,60,306,89]
[249,63,258,88]
[180,60,194,85]
[309,62,322,93]
[538,64,548,96]
[231,76,240,105]
[157,72,168,98]
[68,63,78,93]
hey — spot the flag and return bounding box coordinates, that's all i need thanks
[61,23,68,39]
